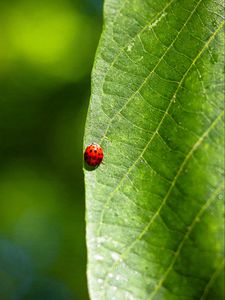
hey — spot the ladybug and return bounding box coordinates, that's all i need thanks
[84,143,104,167]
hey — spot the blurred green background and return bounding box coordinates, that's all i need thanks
[0,0,102,299]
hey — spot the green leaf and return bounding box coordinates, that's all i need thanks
[83,0,225,299]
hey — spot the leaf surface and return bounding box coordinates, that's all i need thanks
[84,0,225,299]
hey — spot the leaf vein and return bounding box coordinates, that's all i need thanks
[148,181,224,299]
[200,258,225,300]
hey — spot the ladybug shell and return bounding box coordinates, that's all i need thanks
[84,143,104,167]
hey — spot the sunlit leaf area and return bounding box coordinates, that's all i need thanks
[0,0,102,299]
[84,0,224,299]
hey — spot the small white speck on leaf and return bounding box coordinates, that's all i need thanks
[127,42,134,52]
[111,252,121,261]
[94,254,104,261]
[149,12,167,30]
[218,194,223,200]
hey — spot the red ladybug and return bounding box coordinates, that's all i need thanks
[84,143,104,167]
